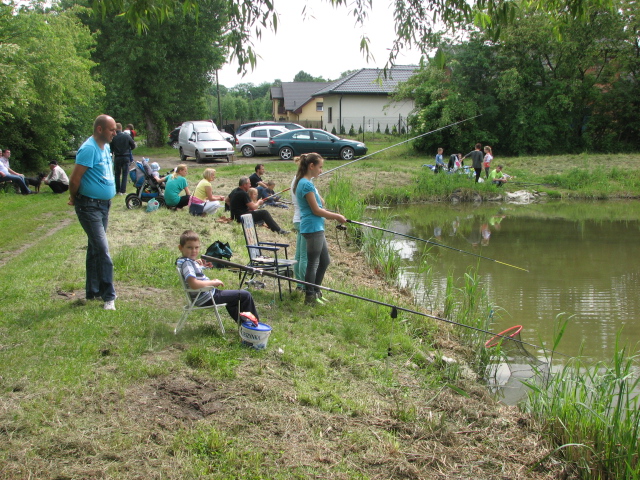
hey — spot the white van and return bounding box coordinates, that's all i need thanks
[178,121,234,163]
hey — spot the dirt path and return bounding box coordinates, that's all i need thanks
[0,216,73,268]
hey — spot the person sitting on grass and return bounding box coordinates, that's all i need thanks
[489,165,510,187]
[192,168,225,216]
[164,164,191,209]
[258,180,286,207]
[248,187,259,209]
[177,230,261,324]
[227,176,289,234]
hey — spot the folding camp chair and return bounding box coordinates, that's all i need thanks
[239,213,297,300]
[175,265,227,335]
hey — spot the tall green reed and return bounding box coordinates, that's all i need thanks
[325,174,366,220]
[523,333,640,479]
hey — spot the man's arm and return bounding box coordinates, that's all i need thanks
[68,164,88,205]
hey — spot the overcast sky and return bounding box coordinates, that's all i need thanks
[216,0,423,88]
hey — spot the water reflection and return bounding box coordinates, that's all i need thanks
[375,201,640,365]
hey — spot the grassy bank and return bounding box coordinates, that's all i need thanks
[2,150,639,478]
[134,143,640,203]
[1,173,569,478]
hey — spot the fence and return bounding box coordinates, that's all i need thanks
[218,115,411,142]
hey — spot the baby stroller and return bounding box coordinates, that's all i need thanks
[126,159,165,209]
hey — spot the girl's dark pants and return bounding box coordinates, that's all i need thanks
[302,231,329,297]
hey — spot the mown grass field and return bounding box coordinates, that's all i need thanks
[2,148,639,479]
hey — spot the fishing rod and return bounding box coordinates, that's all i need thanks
[263,115,482,201]
[319,115,482,177]
[202,255,568,358]
[343,219,529,272]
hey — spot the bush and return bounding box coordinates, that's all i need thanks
[349,124,355,136]
[331,126,337,135]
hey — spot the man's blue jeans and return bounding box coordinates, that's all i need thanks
[0,174,31,194]
[75,195,116,301]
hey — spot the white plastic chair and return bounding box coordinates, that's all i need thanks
[175,266,227,335]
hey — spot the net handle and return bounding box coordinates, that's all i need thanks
[485,325,523,348]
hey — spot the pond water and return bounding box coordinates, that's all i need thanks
[372,200,640,382]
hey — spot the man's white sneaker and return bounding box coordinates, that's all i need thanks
[104,300,116,310]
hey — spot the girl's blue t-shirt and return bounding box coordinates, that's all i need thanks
[164,176,187,206]
[296,178,325,234]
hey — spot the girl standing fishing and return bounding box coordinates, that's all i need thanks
[293,153,346,305]
[483,146,493,179]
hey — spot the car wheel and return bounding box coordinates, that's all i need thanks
[179,147,187,162]
[279,147,294,160]
[170,140,179,149]
[340,147,355,160]
[195,150,202,163]
[125,194,142,210]
[241,145,255,158]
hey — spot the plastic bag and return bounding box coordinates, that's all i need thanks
[146,198,159,212]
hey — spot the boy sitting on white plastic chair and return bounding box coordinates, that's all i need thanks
[177,230,260,324]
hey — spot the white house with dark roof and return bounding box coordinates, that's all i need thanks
[270,82,330,126]
[311,66,418,134]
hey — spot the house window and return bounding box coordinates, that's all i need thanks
[316,102,323,112]
[327,107,332,123]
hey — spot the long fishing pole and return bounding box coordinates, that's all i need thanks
[202,255,568,358]
[263,115,482,201]
[319,115,482,177]
[345,219,529,272]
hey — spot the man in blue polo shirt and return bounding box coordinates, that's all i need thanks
[68,115,118,310]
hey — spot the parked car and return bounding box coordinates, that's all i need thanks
[268,129,367,160]
[169,124,234,149]
[178,121,234,163]
[236,126,288,157]
[235,121,303,138]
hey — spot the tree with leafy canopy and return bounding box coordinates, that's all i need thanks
[396,4,640,155]
[0,3,103,170]
[293,70,326,82]
[76,0,226,146]
[88,0,613,75]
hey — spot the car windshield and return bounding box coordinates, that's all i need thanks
[197,131,223,141]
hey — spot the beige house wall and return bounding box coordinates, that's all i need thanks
[272,98,325,124]
[322,95,415,133]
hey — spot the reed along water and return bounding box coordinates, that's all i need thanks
[378,200,640,364]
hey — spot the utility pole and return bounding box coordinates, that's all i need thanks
[216,69,222,128]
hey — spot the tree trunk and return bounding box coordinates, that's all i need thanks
[144,112,163,147]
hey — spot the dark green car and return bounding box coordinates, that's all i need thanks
[268,128,367,160]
